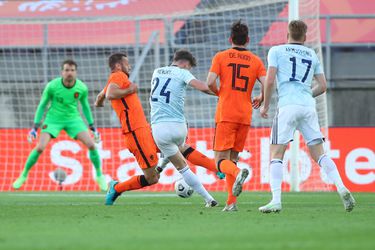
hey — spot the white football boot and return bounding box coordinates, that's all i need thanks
[258,202,282,213]
[205,200,219,208]
[232,168,249,197]
[339,188,356,212]
[222,203,238,212]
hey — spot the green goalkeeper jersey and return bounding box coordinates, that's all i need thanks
[34,77,94,125]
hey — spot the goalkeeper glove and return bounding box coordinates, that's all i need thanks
[27,128,37,143]
[89,125,101,143]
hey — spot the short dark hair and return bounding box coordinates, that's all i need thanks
[173,49,197,67]
[61,59,77,70]
[230,20,249,46]
[108,52,127,70]
[288,20,307,41]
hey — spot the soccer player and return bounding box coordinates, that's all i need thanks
[95,53,225,205]
[12,60,107,191]
[207,20,266,211]
[259,20,355,213]
[99,52,160,205]
[150,49,218,207]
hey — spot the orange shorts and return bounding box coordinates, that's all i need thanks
[123,126,158,169]
[213,122,249,152]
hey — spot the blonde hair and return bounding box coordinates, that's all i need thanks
[288,20,307,41]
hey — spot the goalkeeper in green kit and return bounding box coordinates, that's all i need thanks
[12,60,107,191]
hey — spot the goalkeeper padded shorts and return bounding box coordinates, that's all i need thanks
[41,118,87,139]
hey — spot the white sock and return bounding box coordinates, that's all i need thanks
[160,157,170,170]
[270,159,283,204]
[179,166,214,202]
[318,154,346,192]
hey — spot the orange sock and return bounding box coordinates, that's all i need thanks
[184,147,217,173]
[114,175,149,193]
[218,159,240,177]
[226,174,237,205]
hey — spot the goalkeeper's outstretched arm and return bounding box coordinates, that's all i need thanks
[80,87,101,143]
[33,83,52,129]
[80,87,94,126]
[27,83,51,142]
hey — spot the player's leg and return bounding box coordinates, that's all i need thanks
[229,124,250,198]
[221,151,240,211]
[214,122,246,188]
[259,144,287,213]
[215,122,250,205]
[230,151,239,163]
[220,151,238,211]
[111,167,159,194]
[153,122,217,207]
[106,127,159,205]
[168,150,217,207]
[75,130,106,191]
[106,167,159,206]
[309,142,346,190]
[178,144,225,179]
[13,132,52,189]
[156,155,170,173]
[309,142,355,212]
[216,148,248,209]
[156,143,225,179]
[259,107,295,213]
[180,144,216,172]
[308,142,346,191]
[300,106,355,212]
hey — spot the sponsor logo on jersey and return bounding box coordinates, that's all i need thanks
[74,92,79,98]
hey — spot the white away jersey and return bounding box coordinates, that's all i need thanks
[267,44,324,107]
[150,66,196,124]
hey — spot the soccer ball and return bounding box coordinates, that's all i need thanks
[174,178,194,198]
[53,168,67,184]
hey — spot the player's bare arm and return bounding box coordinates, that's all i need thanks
[105,82,138,100]
[312,74,327,97]
[252,76,266,109]
[189,79,216,95]
[260,67,277,118]
[206,72,219,95]
[95,89,106,107]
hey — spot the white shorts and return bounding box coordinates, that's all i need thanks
[151,122,187,158]
[270,105,324,145]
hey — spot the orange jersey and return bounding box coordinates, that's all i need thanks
[104,71,148,133]
[210,47,266,125]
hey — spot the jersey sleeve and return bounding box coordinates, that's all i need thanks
[33,82,52,124]
[181,69,196,85]
[80,85,94,125]
[314,53,324,75]
[209,53,221,75]
[267,46,278,68]
[108,72,130,89]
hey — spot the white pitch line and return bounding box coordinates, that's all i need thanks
[2,201,197,206]
[5,193,177,198]
[2,193,344,206]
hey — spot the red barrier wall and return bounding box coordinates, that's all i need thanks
[1,128,373,192]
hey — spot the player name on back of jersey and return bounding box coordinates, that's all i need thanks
[285,46,312,57]
[229,52,251,61]
[157,68,172,75]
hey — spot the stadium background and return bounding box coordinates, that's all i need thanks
[0,0,373,192]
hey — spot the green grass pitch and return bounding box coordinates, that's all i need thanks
[0,192,374,250]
